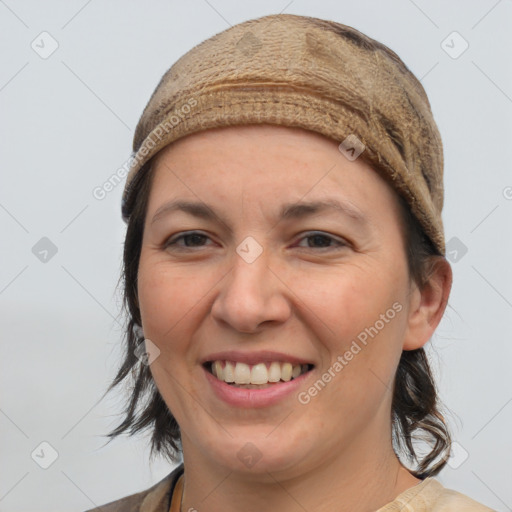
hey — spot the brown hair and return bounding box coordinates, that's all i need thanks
[104,155,451,478]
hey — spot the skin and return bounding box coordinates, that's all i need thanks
[137,124,452,512]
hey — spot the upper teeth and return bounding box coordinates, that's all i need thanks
[211,360,307,385]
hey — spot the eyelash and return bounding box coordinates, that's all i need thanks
[164,231,348,251]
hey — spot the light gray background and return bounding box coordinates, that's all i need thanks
[1,1,511,510]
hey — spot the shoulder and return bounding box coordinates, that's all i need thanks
[84,464,184,512]
[378,477,496,512]
[425,479,496,512]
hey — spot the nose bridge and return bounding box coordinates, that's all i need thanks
[211,237,290,332]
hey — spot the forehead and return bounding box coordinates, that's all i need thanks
[153,124,342,174]
[147,124,401,223]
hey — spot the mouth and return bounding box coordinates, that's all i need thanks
[204,360,314,389]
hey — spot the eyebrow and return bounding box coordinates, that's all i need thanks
[150,198,369,229]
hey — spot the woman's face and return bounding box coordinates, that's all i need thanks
[138,124,422,476]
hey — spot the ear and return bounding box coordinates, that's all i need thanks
[402,257,453,351]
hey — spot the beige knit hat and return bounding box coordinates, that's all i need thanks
[122,13,445,255]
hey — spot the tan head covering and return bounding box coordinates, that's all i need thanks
[121,13,445,255]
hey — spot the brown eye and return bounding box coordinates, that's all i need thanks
[165,231,211,249]
[296,232,347,250]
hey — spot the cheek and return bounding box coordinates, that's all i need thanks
[293,265,406,344]
[137,256,221,364]
[137,259,205,408]
[298,265,408,399]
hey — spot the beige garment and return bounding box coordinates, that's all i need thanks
[375,476,496,511]
[86,465,496,512]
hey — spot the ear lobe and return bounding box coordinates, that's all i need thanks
[402,258,453,351]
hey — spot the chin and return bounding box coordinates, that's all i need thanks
[189,425,316,477]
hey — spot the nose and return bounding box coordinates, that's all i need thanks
[210,247,291,334]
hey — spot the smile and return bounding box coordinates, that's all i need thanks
[206,360,313,388]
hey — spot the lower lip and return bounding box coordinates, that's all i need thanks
[203,366,310,408]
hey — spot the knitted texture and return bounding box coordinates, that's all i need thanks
[122,13,445,255]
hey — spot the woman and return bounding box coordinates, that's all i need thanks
[88,13,494,512]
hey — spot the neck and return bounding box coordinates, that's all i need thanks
[179,429,421,512]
